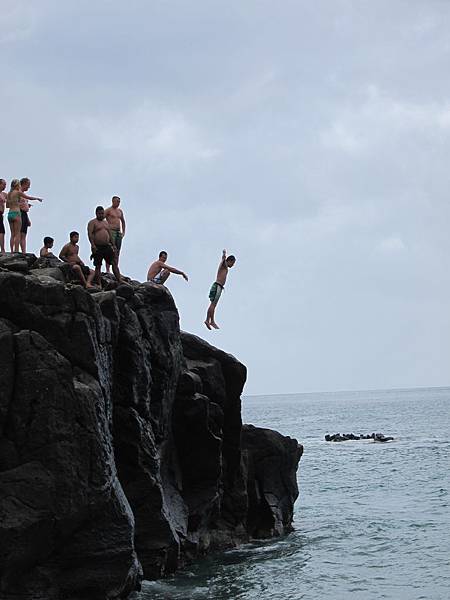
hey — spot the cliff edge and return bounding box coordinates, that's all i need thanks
[0,254,303,599]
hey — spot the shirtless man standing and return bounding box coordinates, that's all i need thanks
[147,251,188,285]
[59,231,95,288]
[87,206,122,285]
[0,179,6,253]
[204,249,236,330]
[105,196,125,272]
[19,177,42,253]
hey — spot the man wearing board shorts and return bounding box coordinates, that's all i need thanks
[105,196,125,272]
[204,249,236,330]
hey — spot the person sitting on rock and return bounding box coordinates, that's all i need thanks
[40,236,57,258]
[59,231,95,288]
[147,250,188,285]
[204,249,236,330]
[87,206,122,286]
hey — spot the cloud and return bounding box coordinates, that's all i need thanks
[65,105,219,174]
[320,85,450,156]
[320,122,364,154]
[0,0,41,44]
[228,69,279,112]
[376,235,406,255]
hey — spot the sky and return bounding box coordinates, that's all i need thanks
[2,0,450,395]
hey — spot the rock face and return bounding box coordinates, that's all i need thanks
[0,255,303,599]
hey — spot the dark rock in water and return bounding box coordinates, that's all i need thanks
[242,425,302,538]
[373,433,394,442]
[0,255,302,599]
[325,432,394,442]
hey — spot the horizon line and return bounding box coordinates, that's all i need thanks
[243,383,450,399]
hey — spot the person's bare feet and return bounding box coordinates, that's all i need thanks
[204,320,212,330]
[210,321,220,329]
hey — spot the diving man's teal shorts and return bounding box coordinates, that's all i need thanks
[209,282,223,304]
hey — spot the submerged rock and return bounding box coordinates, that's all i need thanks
[0,255,302,599]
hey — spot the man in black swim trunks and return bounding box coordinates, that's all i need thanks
[87,206,122,285]
[19,177,43,253]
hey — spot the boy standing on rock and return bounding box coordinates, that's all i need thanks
[204,249,236,330]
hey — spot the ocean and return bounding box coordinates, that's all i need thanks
[133,387,450,600]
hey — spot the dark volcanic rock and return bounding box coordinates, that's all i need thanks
[0,253,36,273]
[325,432,394,442]
[242,425,303,538]
[0,255,302,599]
[0,329,141,599]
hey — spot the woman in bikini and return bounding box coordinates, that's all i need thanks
[0,179,7,253]
[6,179,42,252]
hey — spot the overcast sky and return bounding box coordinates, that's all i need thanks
[2,0,450,395]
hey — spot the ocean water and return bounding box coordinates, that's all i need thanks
[133,387,450,600]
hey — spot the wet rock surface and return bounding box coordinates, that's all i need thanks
[0,254,302,599]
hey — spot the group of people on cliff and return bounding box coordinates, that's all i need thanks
[0,177,236,329]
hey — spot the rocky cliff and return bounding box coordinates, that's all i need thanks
[0,254,303,600]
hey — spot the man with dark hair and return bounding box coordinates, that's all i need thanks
[60,231,95,288]
[40,236,55,257]
[19,177,43,253]
[105,196,125,272]
[147,251,188,284]
[204,249,236,330]
[87,206,122,285]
